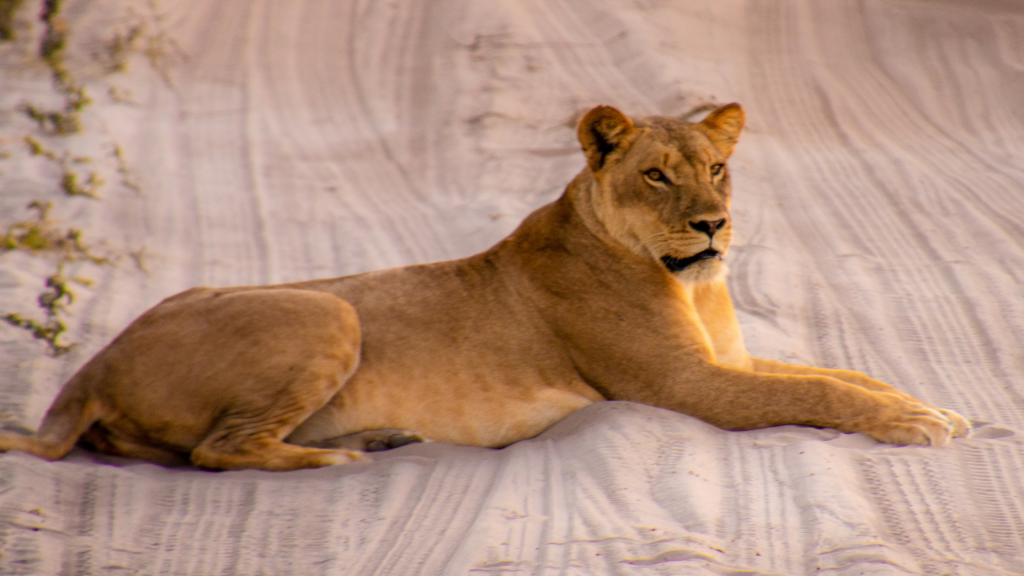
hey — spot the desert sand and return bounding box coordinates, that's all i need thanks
[0,0,1022,574]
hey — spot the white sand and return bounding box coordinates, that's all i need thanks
[0,0,1022,573]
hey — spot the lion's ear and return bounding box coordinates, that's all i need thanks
[578,105,635,172]
[700,103,745,158]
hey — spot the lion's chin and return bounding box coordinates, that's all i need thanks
[661,249,721,272]
[662,251,727,284]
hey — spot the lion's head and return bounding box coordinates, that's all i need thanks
[576,103,745,284]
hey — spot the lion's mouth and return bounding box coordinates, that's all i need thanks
[661,249,721,272]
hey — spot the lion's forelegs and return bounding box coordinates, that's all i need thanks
[647,363,963,446]
[748,357,971,438]
[750,357,905,394]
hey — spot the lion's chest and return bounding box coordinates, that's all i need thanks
[685,278,753,370]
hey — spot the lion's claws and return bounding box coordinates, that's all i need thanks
[867,399,971,447]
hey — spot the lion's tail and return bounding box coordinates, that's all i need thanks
[0,373,102,461]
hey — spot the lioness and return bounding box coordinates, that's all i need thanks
[0,104,970,471]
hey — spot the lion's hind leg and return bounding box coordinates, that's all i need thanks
[190,394,365,471]
[191,436,363,471]
[306,428,427,452]
[78,422,191,466]
[188,365,367,471]
[101,287,366,472]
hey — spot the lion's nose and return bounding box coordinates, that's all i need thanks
[689,218,727,238]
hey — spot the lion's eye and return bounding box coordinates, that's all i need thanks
[710,163,725,177]
[644,169,665,182]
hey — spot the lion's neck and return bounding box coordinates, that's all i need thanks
[563,171,615,244]
[493,172,659,281]
[562,170,652,258]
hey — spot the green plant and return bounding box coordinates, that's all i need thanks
[3,264,95,356]
[60,171,103,198]
[2,201,108,263]
[24,137,103,198]
[4,313,71,355]
[1,202,111,355]
[112,143,141,194]
[0,0,24,41]
[20,1,92,135]
[104,22,144,73]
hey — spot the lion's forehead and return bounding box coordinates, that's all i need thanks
[630,120,719,168]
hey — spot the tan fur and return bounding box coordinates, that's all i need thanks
[0,104,970,471]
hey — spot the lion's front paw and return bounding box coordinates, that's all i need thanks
[938,408,972,439]
[864,395,963,447]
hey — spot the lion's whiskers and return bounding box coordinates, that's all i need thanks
[641,231,712,257]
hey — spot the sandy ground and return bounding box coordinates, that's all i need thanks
[0,0,1022,574]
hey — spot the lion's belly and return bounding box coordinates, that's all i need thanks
[283,262,604,447]
[288,369,600,448]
